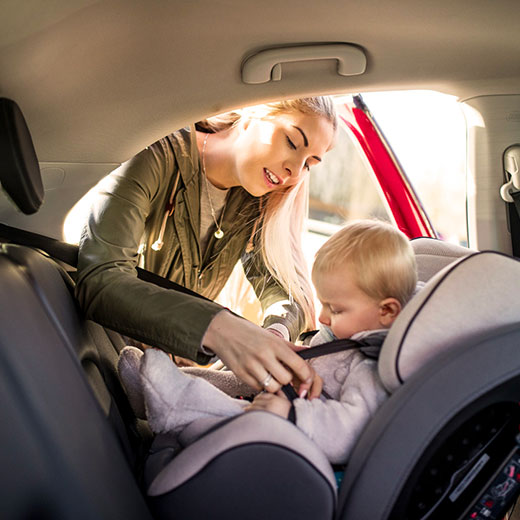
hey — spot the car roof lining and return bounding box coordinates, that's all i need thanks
[1,0,519,163]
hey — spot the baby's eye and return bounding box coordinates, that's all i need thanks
[330,309,341,315]
[286,136,296,150]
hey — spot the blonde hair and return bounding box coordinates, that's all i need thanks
[312,220,418,306]
[197,97,337,331]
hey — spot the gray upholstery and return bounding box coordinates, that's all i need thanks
[411,236,475,282]
[334,241,520,518]
[0,97,156,518]
[146,411,336,495]
[338,324,520,519]
[380,250,520,392]
[145,413,337,520]
[0,246,153,519]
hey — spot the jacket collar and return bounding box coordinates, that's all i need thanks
[166,125,201,236]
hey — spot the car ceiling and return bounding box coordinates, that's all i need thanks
[1,0,520,164]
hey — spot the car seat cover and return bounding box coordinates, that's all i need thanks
[411,237,476,282]
[146,411,337,496]
[380,251,520,392]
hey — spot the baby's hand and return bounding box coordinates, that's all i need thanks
[245,391,291,419]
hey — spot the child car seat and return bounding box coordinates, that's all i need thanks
[142,248,520,520]
[411,235,477,282]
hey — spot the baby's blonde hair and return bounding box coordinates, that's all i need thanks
[312,220,418,306]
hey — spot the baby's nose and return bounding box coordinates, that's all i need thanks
[318,309,330,326]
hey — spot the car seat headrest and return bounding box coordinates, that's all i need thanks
[0,98,43,214]
[411,237,476,282]
[379,251,520,392]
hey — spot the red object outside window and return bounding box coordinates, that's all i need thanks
[338,95,437,239]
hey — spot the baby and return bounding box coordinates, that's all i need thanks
[119,219,418,465]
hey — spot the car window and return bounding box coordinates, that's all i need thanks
[361,90,467,246]
[303,115,392,264]
[309,118,391,226]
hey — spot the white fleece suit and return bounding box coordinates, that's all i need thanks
[122,326,389,466]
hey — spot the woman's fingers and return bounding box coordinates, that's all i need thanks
[276,339,313,386]
[307,373,323,399]
[202,310,315,393]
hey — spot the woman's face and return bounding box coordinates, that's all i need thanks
[231,111,335,197]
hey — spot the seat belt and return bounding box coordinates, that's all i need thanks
[281,335,384,401]
[509,191,520,257]
[0,222,212,301]
[501,145,520,257]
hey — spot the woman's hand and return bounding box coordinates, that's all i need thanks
[202,310,316,394]
[292,372,323,399]
[244,391,292,419]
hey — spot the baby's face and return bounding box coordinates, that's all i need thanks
[314,267,383,340]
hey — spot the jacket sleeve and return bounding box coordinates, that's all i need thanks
[75,139,223,363]
[241,249,305,341]
[293,357,389,464]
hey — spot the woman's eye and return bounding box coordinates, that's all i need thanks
[304,162,310,171]
[286,136,296,150]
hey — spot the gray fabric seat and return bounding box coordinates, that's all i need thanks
[338,249,520,519]
[411,236,476,282]
[0,246,153,519]
[143,247,520,520]
[0,98,153,519]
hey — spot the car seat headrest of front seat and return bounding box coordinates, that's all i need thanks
[379,251,520,392]
[0,97,43,214]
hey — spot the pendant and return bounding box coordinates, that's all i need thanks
[214,229,224,239]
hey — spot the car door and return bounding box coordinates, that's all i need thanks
[307,94,437,249]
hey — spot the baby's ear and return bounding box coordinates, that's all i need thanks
[379,298,402,327]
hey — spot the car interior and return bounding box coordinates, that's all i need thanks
[2,1,520,519]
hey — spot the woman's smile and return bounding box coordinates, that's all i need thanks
[263,167,281,188]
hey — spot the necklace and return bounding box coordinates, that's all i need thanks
[201,133,227,239]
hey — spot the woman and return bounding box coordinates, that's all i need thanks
[76,97,337,394]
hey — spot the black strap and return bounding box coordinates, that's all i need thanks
[281,335,385,402]
[298,336,382,360]
[0,223,211,301]
[510,191,520,257]
[0,222,79,265]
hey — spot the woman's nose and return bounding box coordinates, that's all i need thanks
[283,161,305,184]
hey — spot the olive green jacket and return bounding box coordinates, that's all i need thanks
[76,126,303,363]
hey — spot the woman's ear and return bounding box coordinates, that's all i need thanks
[378,298,402,327]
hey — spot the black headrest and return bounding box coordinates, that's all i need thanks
[0,98,43,214]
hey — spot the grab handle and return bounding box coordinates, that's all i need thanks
[500,145,520,203]
[241,43,367,84]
